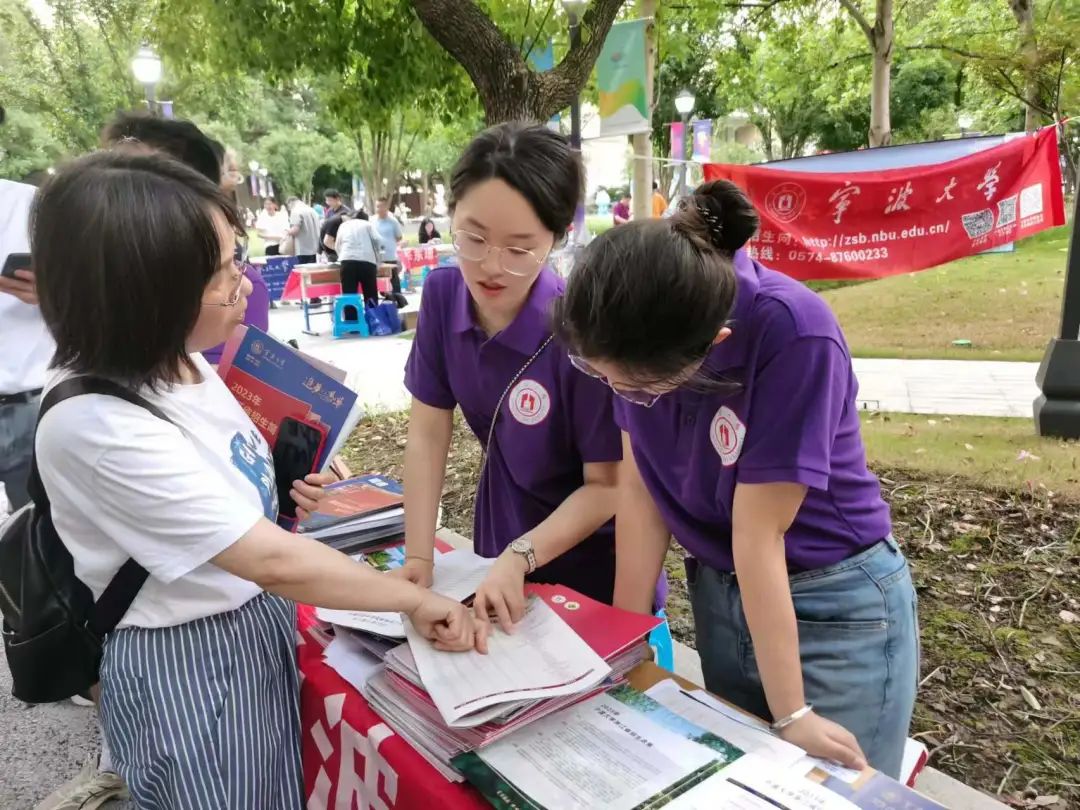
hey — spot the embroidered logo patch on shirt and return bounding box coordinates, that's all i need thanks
[508,379,551,426]
[709,406,746,467]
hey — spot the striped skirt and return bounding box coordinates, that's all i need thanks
[98,593,304,809]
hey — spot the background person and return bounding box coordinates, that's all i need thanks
[651,180,668,218]
[31,151,487,809]
[257,197,289,255]
[612,191,632,225]
[334,210,384,308]
[418,217,442,244]
[286,196,321,264]
[375,197,404,293]
[395,123,654,631]
[0,173,46,515]
[554,180,918,779]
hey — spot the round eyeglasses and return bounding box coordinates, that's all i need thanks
[451,229,548,277]
[568,354,662,407]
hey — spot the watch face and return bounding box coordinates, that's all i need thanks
[511,539,530,553]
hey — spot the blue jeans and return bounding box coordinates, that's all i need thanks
[686,537,919,779]
[0,396,38,511]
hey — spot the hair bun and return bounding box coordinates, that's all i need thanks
[688,180,759,255]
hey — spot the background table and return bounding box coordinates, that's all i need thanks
[283,264,397,335]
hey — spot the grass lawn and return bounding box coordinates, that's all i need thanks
[819,226,1072,361]
[860,411,1080,499]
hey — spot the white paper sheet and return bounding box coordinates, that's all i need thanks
[323,631,383,692]
[316,549,494,638]
[646,680,806,767]
[477,692,719,810]
[718,754,862,810]
[406,596,611,727]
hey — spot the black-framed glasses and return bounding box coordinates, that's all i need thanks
[451,229,548,277]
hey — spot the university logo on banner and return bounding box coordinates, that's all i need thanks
[703,128,1066,281]
[597,19,650,137]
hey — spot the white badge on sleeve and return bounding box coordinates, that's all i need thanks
[710,406,746,466]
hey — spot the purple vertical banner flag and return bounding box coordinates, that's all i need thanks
[158,100,174,119]
[692,119,713,162]
[670,121,685,161]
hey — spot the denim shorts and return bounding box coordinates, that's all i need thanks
[686,537,919,779]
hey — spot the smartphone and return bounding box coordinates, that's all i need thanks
[1,253,31,280]
[273,417,328,520]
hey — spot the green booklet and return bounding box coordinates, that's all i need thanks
[452,685,745,810]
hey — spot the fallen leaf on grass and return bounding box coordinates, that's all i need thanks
[1019,685,1042,711]
[1060,610,1078,624]
[1017,450,1042,462]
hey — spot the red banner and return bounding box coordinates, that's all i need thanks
[703,128,1066,280]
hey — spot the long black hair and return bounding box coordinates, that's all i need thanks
[554,180,759,388]
[448,122,584,239]
[418,217,441,244]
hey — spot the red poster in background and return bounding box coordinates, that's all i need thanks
[703,128,1066,281]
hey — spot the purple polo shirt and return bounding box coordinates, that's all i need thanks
[405,267,624,604]
[614,250,892,573]
[612,201,631,225]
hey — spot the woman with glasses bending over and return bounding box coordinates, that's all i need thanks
[554,180,918,779]
[395,123,659,630]
[31,152,487,809]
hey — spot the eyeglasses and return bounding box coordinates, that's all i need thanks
[568,354,663,407]
[203,254,247,308]
[451,229,548,277]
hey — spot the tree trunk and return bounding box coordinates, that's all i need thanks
[411,0,627,125]
[839,0,893,147]
[1008,0,1040,132]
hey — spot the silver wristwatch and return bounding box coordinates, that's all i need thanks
[509,537,537,574]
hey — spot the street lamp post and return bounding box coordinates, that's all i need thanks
[130,45,162,115]
[674,89,696,198]
[561,0,589,246]
[561,0,589,151]
[1034,190,1080,438]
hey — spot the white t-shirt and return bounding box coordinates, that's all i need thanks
[0,179,54,395]
[36,354,279,628]
[335,218,383,264]
[256,209,289,244]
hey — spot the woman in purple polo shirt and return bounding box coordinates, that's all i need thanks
[554,180,919,779]
[395,123,626,630]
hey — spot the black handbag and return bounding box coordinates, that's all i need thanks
[0,377,170,703]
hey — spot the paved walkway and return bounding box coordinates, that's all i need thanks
[269,303,1042,420]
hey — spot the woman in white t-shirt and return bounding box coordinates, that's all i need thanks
[30,151,488,809]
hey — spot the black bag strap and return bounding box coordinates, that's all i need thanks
[30,376,175,636]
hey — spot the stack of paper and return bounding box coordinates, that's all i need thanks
[364,585,662,781]
[316,548,494,648]
[298,474,406,554]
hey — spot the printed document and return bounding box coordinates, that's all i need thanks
[317,549,493,637]
[646,680,806,767]
[476,692,719,810]
[406,596,611,727]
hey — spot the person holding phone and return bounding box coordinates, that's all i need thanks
[394,123,662,631]
[0,175,50,514]
[31,151,488,809]
[552,180,918,779]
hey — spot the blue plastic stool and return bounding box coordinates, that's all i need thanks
[333,294,369,338]
[649,609,675,671]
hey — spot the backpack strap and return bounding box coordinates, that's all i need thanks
[31,376,175,636]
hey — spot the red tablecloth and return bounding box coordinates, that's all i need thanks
[298,604,487,810]
[281,273,391,302]
[398,246,447,274]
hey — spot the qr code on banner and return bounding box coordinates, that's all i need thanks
[997,195,1018,228]
[961,209,994,239]
[1020,183,1044,218]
